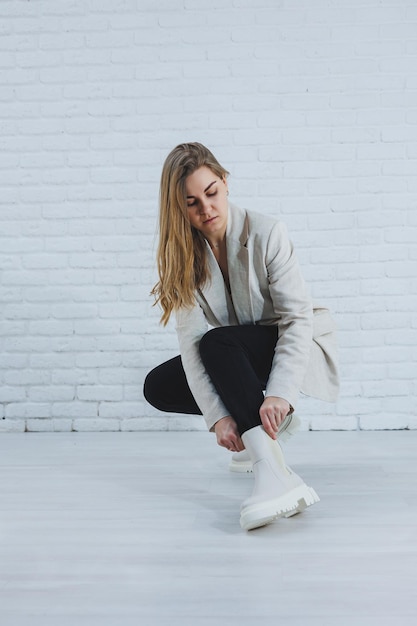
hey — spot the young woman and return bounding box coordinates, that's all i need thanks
[144,142,339,530]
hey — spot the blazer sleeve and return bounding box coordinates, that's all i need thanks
[264,221,314,409]
[175,304,230,431]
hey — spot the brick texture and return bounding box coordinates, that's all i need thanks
[0,0,415,431]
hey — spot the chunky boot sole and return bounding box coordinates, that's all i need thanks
[229,457,253,473]
[229,414,301,473]
[240,484,320,531]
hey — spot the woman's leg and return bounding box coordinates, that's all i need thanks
[143,356,202,415]
[199,325,278,435]
[198,326,319,531]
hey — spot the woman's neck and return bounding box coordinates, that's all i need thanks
[207,235,226,250]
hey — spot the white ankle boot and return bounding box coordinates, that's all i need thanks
[239,425,319,531]
[229,413,301,473]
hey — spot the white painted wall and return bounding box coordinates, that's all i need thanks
[0,0,415,432]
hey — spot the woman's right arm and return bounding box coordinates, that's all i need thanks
[175,305,230,432]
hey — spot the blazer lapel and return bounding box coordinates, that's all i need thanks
[198,243,230,326]
[226,203,255,325]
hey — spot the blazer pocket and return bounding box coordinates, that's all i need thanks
[312,307,337,338]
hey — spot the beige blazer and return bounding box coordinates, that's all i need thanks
[175,203,339,431]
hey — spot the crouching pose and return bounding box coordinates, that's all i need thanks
[144,142,339,530]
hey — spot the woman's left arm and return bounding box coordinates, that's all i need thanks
[260,221,313,436]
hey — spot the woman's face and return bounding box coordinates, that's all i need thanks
[185,166,229,244]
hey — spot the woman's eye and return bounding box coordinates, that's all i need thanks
[187,190,217,208]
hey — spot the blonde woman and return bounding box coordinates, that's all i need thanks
[144,142,338,530]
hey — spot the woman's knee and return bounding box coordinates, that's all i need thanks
[199,327,234,361]
[143,368,163,410]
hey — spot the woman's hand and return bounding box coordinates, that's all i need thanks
[214,416,245,452]
[259,396,290,440]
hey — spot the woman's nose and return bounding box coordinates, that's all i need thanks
[199,198,211,214]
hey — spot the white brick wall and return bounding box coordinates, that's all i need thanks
[0,0,415,432]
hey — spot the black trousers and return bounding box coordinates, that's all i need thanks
[143,325,278,435]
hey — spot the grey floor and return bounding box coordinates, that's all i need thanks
[0,430,416,626]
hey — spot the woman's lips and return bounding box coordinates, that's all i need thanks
[204,216,217,224]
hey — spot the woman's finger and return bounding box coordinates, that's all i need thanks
[261,416,276,440]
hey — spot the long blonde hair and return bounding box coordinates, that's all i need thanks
[151,142,229,325]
